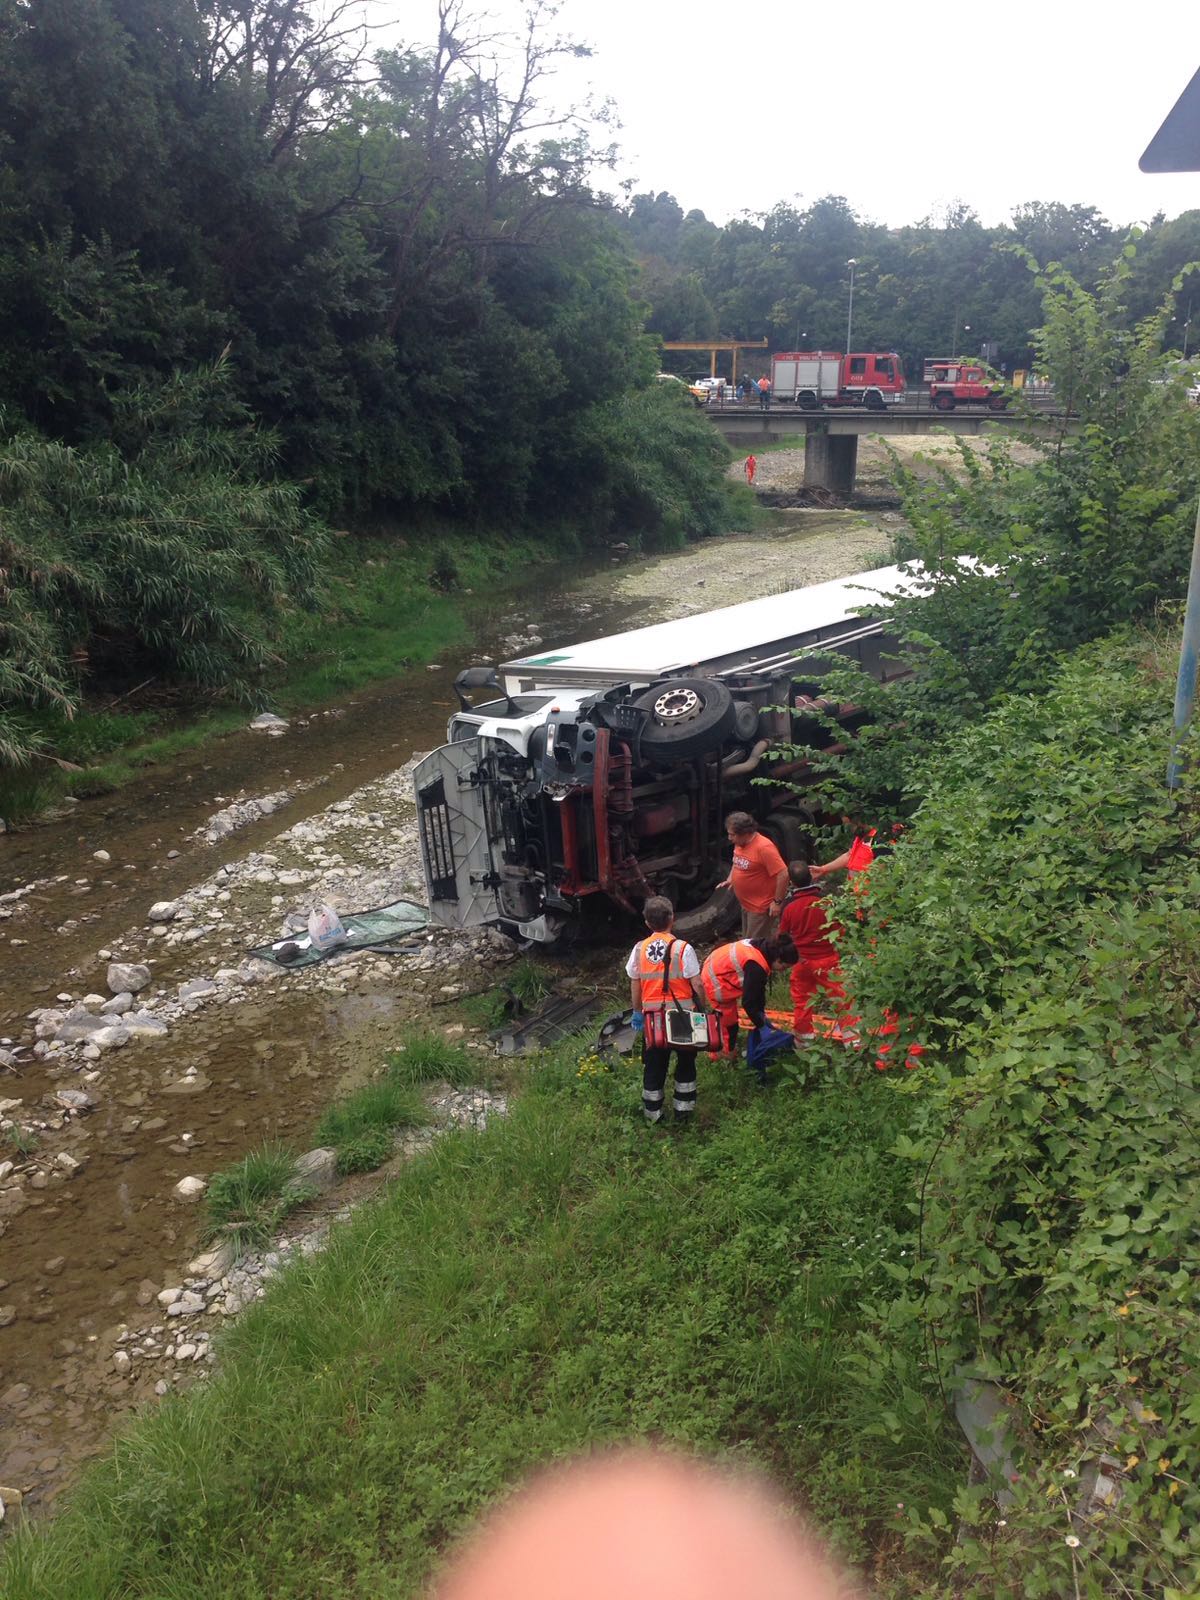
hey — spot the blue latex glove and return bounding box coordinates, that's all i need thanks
[630,1011,644,1032]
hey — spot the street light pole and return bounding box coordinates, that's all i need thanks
[845,259,857,354]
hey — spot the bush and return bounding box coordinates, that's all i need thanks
[0,362,328,771]
[838,637,1200,1597]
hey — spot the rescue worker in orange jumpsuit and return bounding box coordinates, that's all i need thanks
[700,933,797,1062]
[627,895,707,1124]
[778,861,845,1038]
[810,818,876,883]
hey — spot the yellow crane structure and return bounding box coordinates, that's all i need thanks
[659,339,769,386]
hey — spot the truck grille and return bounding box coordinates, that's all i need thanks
[417,776,458,901]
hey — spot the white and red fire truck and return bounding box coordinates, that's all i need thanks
[771,350,906,411]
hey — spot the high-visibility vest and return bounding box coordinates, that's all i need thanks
[634,936,696,1009]
[701,940,769,1010]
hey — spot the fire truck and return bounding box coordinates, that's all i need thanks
[926,361,1011,412]
[413,564,915,948]
[771,351,906,411]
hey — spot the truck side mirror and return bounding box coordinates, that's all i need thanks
[453,665,518,716]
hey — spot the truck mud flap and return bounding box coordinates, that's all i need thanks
[413,738,506,932]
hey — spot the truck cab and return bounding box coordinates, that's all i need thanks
[928,363,1011,412]
[413,566,916,947]
[840,352,905,407]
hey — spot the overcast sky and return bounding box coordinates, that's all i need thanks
[388,0,1200,229]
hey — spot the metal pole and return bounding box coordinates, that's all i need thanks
[845,259,856,353]
[1168,496,1200,789]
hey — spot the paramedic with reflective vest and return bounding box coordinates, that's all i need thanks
[700,934,797,1056]
[627,895,707,1125]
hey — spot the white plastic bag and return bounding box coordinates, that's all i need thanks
[307,903,348,953]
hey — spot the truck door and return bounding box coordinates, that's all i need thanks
[412,738,509,931]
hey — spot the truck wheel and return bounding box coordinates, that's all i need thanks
[762,811,813,868]
[671,885,739,946]
[865,390,886,411]
[631,677,736,764]
[798,390,819,410]
[934,392,955,412]
[987,393,1010,411]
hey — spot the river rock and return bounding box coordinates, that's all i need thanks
[188,1242,234,1278]
[175,1342,197,1361]
[54,1089,94,1112]
[122,1012,168,1040]
[249,713,288,732]
[288,1147,338,1195]
[93,850,111,864]
[173,1175,206,1201]
[107,962,151,995]
[112,1350,131,1374]
[0,1306,16,1327]
[92,1026,131,1051]
[157,1286,182,1307]
[54,1151,81,1172]
[52,1009,110,1044]
[148,901,180,923]
[101,992,133,1015]
[178,979,216,1002]
[0,1162,14,1183]
[167,1291,205,1316]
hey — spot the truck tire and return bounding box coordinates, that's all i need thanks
[797,390,819,411]
[987,393,1010,411]
[762,810,814,868]
[671,885,739,946]
[631,677,736,764]
[934,392,955,412]
[864,389,886,411]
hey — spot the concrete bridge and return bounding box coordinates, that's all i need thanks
[708,406,1074,494]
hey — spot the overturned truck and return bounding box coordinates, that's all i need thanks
[414,564,910,947]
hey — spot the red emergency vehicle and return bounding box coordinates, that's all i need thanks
[926,361,1011,412]
[771,351,906,411]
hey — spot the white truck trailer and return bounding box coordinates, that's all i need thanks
[413,564,915,946]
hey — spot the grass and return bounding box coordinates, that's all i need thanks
[4,1124,40,1157]
[316,1076,429,1175]
[202,1143,309,1257]
[385,1031,483,1089]
[1,1036,962,1599]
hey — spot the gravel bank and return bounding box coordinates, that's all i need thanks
[586,512,897,619]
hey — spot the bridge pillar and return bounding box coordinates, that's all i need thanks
[803,431,858,496]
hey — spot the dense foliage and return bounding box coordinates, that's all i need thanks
[834,640,1200,1598]
[0,363,325,768]
[0,0,736,775]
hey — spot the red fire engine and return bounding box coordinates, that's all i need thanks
[926,361,1011,411]
[771,350,906,411]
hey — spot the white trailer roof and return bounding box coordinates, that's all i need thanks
[501,562,919,686]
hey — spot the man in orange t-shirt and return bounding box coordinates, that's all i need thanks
[716,810,788,939]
